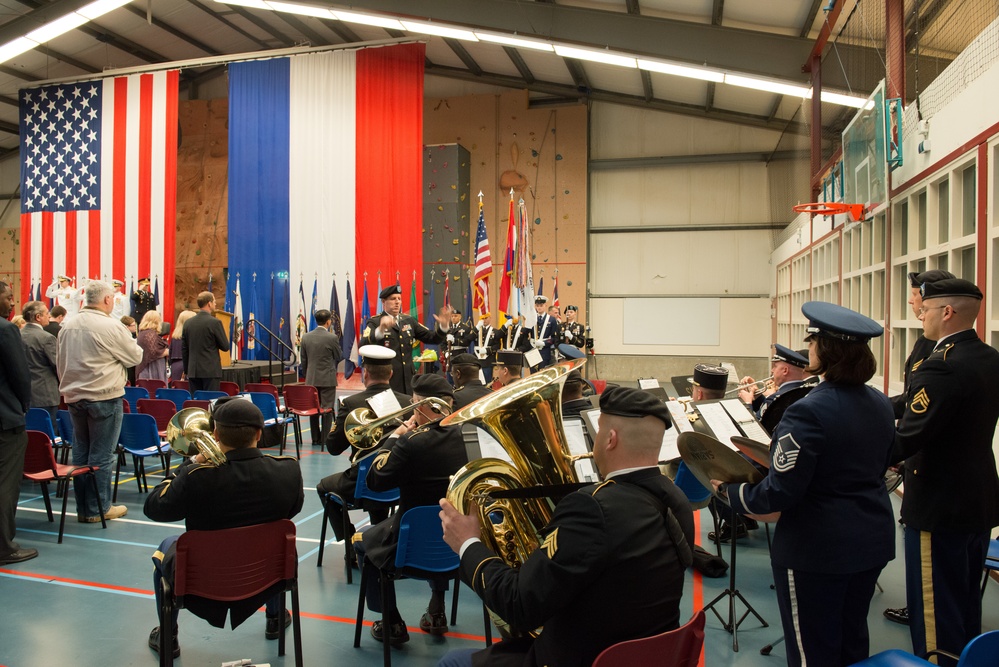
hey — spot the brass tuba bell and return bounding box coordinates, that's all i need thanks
[166,407,227,466]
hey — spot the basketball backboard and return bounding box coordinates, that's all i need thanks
[842,80,888,216]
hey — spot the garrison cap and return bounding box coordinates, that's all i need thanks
[534,295,548,304]
[450,353,480,368]
[564,305,578,312]
[908,269,955,288]
[920,278,983,301]
[412,373,454,400]
[772,344,809,369]
[379,284,402,300]
[692,364,729,391]
[599,386,671,429]
[495,349,524,366]
[802,301,883,342]
[359,345,396,366]
[212,397,265,429]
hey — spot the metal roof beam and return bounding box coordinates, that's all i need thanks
[187,0,272,50]
[502,46,534,84]
[122,4,220,56]
[443,38,482,76]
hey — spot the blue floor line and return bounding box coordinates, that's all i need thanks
[18,527,167,549]
[294,508,324,525]
[17,495,44,505]
[0,572,154,600]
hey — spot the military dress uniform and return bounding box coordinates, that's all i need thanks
[461,468,694,667]
[473,324,502,383]
[360,313,444,395]
[453,379,492,410]
[894,326,999,663]
[131,284,159,325]
[45,279,81,319]
[446,320,474,361]
[724,303,896,667]
[559,320,585,351]
[526,312,558,370]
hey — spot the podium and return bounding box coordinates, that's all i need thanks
[213,310,233,367]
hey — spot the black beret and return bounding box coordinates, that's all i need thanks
[412,373,454,399]
[212,397,264,429]
[772,344,808,369]
[379,284,402,300]
[692,364,728,391]
[564,305,578,312]
[802,301,883,341]
[599,386,671,429]
[920,278,983,301]
[495,349,524,366]
[908,269,955,288]
[450,353,480,368]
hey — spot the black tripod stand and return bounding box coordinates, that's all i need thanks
[702,503,768,651]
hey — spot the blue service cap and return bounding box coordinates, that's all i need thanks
[772,344,808,368]
[802,301,883,342]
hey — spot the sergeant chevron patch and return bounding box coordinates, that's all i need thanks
[910,388,930,414]
[773,433,801,473]
[542,528,559,559]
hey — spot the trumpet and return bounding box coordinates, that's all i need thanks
[342,397,452,461]
[725,375,775,396]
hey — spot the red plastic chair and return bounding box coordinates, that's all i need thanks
[246,382,285,412]
[591,609,705,667]
[22,430,107,543]
[182,400,212,410]
[122,397,131,413]
[171,379,190,392]
[283,385,330,450]
[219,381,241,397]
[590,379,608,395]
[138,398,178,436]
[157,519,303,667]
[137,378,168,394]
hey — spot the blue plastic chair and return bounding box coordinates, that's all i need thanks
[193,390,228,401]
[353,506,489,665]
[55,410,75,447]
[850,630,999,667]
[113,413,171,502]
[246,392,298,458]
[155,387,191,413]
[318,456,400,583]
[673,460,726,555]
[982,538,999,597]
[123,386,150,413]
[27,408,68,462]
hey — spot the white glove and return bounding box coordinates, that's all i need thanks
[474,346,487,358]
[446,334,455,344]
[532,339,544,350]
[564,331,573,341]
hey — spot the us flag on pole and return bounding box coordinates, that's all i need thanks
[18,71,179,318]
[472,200,491,319]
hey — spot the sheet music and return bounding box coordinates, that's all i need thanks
[582,408,601,438]
[720,399,771,444]
[665,400,694,433]
[660,428,680,462]
[563,420,590,457]
[524,348,543,368]
[695,402,741,451]
[573,459,600,483]
[721,362,739,384]
[638,378,661,389]
[476,428,514,465]
[366,389,403,418]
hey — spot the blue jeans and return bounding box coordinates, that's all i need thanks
[69,398,123,517]
[437,649,477,667]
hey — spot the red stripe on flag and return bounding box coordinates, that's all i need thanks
[19,213,31,305]
[41,211,54,293]
[137,74,153,282]
[112,77,128,281]
[88,210,101,281]
[65,211,77,279]
[162,70,179,323]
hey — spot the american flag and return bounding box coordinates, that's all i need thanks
[472,201,491,319]
[18,71,179,318]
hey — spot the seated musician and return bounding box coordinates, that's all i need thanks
[492,349,524,388]
[560,369,593,418]
[451,353,492,410]
[738,344,810,419]
[438,386,694,667]
[316,346,410,546]
[144,398,304,659]
[355,374,470,644]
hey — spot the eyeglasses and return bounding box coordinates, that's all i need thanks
[918,305,951,316]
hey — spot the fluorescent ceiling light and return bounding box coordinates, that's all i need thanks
[400,21,477,41]
[820,90,873,109]
[25,13,90,43]
[77,0,131,20]
[0,36,36,63]
[330,9,403,30]
[217,0,270,10]
[474,32,553,51]
[637,59,724,83]
[553,45,636,68]
[724,73,811,98]
[265,1,333,18]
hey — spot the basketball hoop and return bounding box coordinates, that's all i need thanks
[792,202,866,221]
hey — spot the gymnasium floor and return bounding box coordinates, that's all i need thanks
[4,405,998,667]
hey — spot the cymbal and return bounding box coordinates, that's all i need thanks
[677,431,764,500]
[731,436,771,469]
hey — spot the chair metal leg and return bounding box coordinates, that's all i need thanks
[292,416,302,459]
[291,584,303,667]
[113,453,122,503]
[134,455,145,493]
[278,591,287,656]
[159,578,173,667]
[482,602,492,646]
[451,574,460,626]
[354,560,368,647]
[317,500,330,567]
[344,508,354,584]
[38,481,54,521]
[92,473,107,529]
[380,572,391,667]
[58,479,70,543]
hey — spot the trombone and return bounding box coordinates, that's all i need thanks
[725,375,774,396]
[341,397,452,462]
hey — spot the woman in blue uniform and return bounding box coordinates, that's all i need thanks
[712,301,896,667]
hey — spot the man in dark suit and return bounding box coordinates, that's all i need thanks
[439,386,694,667]
[300,309,342,446]
[44,305,66,337]
[0,281,37,566]
[360,284,449,395]
[144,398,304,658]
[451,353,491,410]
[20,300,60,430]
[316,347,411,544]
[893,278,999,666]
[359,374,469,644]
[182,291,229,393]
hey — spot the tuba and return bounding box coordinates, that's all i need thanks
[443,357,588,575]
[166,408,227,466]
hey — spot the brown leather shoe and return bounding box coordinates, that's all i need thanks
[371,620,409,646]
[419,610,448,636]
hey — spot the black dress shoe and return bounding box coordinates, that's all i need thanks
[419,610,448,636]
[708,523,749,543]
[148,626,180,658]
[371,620,410,646]
[265,609,292,640]
[884,607,910,625]
[0,548,38,565]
